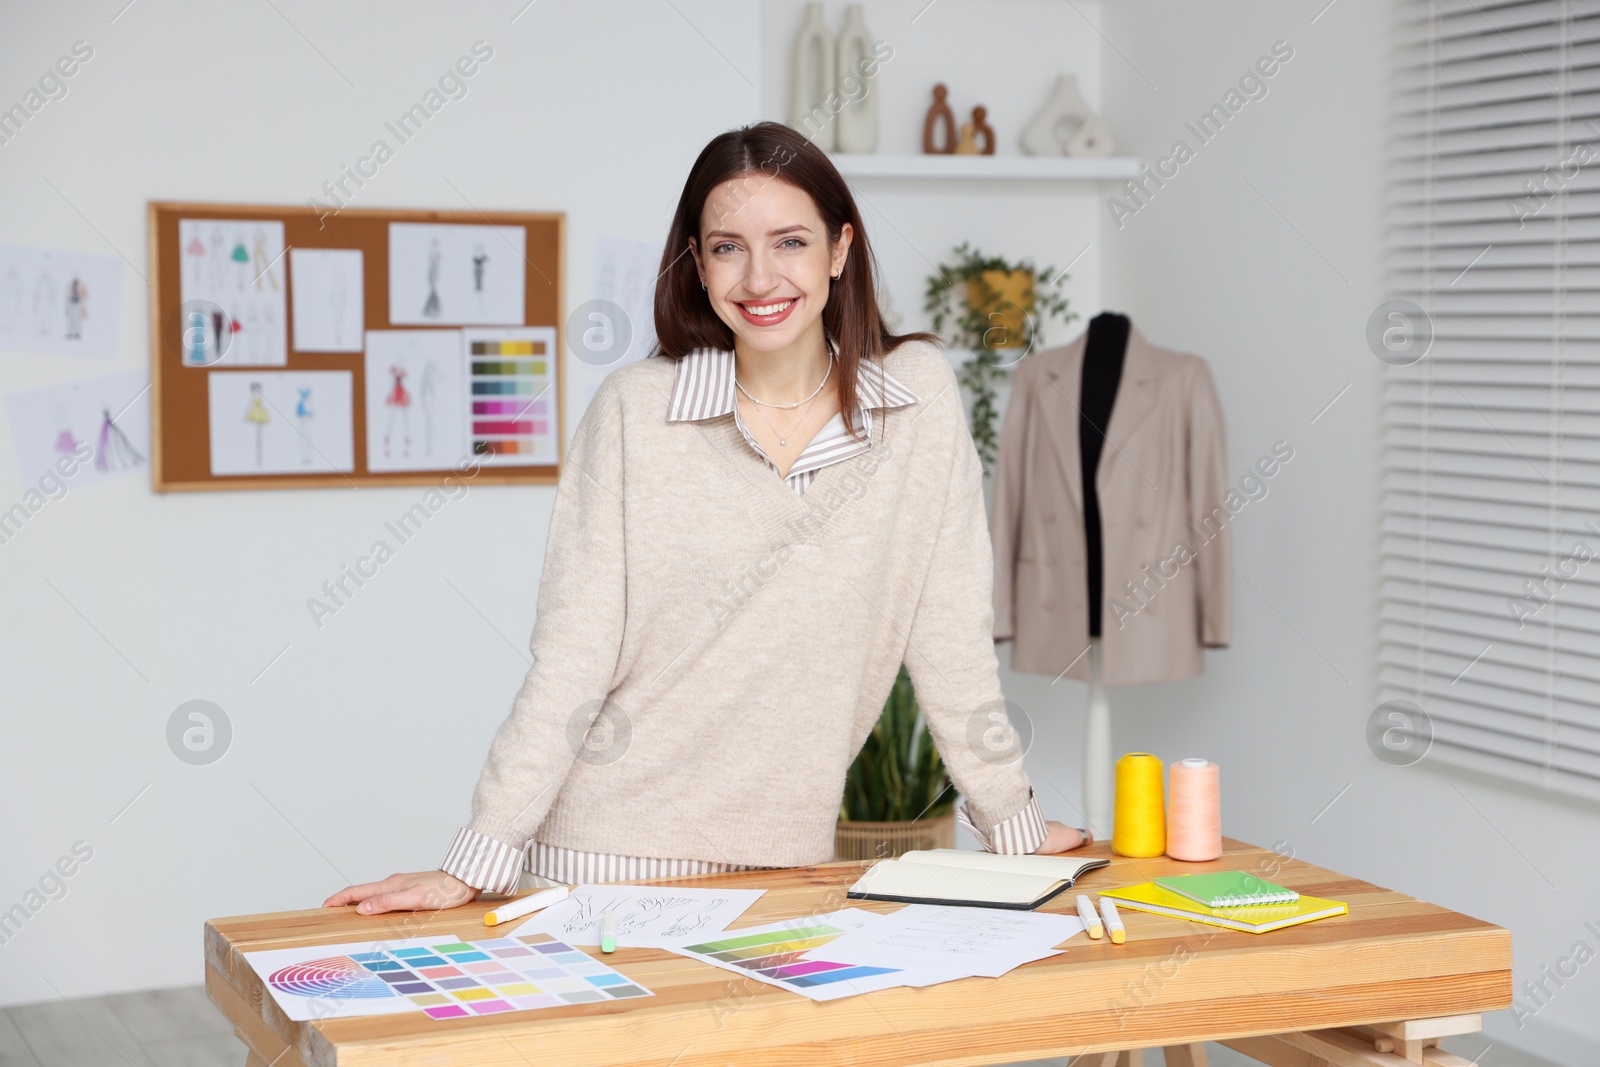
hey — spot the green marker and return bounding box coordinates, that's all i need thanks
[599,910,616,953]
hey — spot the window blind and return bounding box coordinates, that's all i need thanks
[1383,0,1600,798]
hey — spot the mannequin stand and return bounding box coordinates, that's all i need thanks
[1084,637,1113,839]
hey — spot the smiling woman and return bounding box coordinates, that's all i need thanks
[324,121,1089,918]
[653,120,935,467]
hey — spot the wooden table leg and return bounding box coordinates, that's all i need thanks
[1163,1043,1208,1067]
[244,1054,269,1067]
[1069,1054,1121,1067]
[1068,1053,1145,1067]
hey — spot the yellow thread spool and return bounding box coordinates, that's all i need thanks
[1112,752,1167,857]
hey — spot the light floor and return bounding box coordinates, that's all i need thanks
[0,985,1571,1067]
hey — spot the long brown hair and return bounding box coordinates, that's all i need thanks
[649,121,937,442]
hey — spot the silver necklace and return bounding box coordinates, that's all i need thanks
[736,355,838,412]
[746,386,822,447]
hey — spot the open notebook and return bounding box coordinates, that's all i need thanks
[845,849,1110,910]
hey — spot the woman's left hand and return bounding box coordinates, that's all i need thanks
[1032,820,1094,854]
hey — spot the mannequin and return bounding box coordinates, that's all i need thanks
[1078,310,1130,837]
[991,312,1233,833]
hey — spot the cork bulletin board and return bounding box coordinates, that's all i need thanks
[146,201,565,491]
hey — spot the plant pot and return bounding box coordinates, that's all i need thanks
[965,268,1035,350]
[833,812,955,861]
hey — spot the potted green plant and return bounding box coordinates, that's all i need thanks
[924,242,1077,472]
[835,663,956,861]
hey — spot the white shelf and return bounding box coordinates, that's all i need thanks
[826,153,1140,181]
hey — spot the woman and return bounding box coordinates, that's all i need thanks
[326,121,1089,916]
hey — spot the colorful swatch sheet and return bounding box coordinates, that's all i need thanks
[246,931,651,1022]
[462,326,558,465]
[669,908,917,1002]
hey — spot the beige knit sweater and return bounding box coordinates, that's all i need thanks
[460,338,1035,869]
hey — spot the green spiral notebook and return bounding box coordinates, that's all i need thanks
[1152,871,1299,908]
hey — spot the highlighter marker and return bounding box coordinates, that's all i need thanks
[1077,893,1104,939]
[1100,896,1126,944]
[483,884,569,927]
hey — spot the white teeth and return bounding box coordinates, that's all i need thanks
[743,299,794,316]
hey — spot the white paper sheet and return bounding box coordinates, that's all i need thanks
[511,884,766,949]
[389,222,524,325]
[588,234,659,367]
[3,369,149,492]
[819,903,1083,978]
[207,370,353,475]
[290,248,363,352]
[363,330,468,471]
[178,219,288,365]
[0,243,124,360]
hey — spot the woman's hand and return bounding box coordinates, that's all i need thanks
[323,870,477,915]
[1032,820,1094,854]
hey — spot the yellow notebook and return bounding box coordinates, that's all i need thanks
[1100,882,1347,934]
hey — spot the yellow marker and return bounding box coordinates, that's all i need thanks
[1100,897,1126,944]
[484,884,570,926]
[1076,894,1103,939]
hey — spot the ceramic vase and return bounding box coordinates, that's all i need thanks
[834,3,878,152]
[790,1,837,150]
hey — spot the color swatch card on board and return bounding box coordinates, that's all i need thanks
[461,326,558,465]
[244,931,653,1021]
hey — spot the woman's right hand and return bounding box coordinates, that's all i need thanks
[322,870,477,915]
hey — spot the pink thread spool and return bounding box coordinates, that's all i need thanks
[1166,758,1222,861]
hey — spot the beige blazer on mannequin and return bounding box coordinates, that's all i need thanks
[990,323,1232,685]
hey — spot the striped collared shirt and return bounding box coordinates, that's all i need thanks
[665,340,919,494]
[439,343,1049,894]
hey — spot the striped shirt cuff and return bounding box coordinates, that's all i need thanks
[440,826,525,895]
[956,788,1049,854]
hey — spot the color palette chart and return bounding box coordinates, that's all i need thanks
[246,931,651,1022]
[462,326,558,465]
[671,909,912,1002]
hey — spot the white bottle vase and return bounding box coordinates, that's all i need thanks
[790,1,837,151]
[834,3,878,153]
[1021,74,1115,157]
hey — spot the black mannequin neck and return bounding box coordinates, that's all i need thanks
[1080,311,1132,637]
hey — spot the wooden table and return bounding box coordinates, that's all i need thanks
[205,837,1510,1067]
